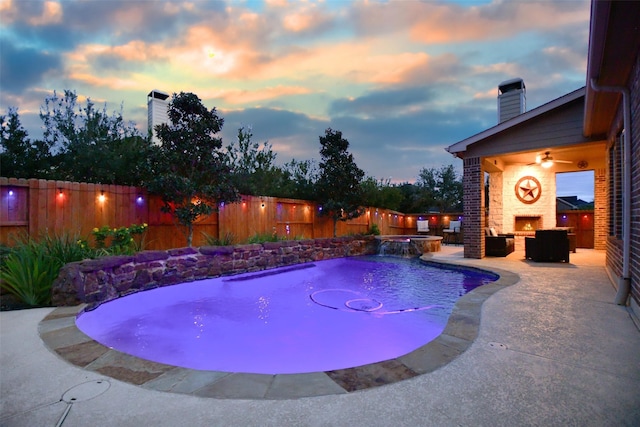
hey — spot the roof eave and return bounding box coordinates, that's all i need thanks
[584,0,640,137]
[446,87,585,157]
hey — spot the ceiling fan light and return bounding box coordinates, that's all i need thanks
[541,159,553,168]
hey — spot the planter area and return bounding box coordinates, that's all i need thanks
[52,236,378,306]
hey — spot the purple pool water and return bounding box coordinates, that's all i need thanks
[76,256,497,374]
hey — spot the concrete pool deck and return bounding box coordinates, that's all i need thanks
[2,246,640,426]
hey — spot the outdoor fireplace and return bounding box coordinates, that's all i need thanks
[514,216,541,233]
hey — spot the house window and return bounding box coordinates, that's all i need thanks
[609,131,624,237]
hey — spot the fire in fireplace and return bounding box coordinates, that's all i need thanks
[515,216,541,232]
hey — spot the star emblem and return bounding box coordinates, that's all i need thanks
[515,176,541,204]
[519,179,538,199]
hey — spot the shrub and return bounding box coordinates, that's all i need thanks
[247,232,282,244]
[41,232,92,264]
[368,224,381,235]
[202,231,235,246]
[0,242,60,306]
[92,223,148,255]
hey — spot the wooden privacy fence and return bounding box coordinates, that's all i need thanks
[1,177,593,250]
[2,178,459,250]
[556,210,595,248]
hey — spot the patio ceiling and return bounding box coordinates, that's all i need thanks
[482,141,607,174]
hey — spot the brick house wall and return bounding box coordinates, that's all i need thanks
[629,48,640,308]
[605,47,640,309]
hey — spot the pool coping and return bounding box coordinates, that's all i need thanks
[38,258,519,400]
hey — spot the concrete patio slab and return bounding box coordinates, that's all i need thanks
[1,247,639,426]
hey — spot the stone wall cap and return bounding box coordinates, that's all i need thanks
[79,255,134,272]
[168,247,198,256]
[199,245,233,256]
[135,251,170,263]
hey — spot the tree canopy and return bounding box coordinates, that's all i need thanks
[145,92,239,246]
[1,108,51,179]
[1,90,465,241]
[39,90,151,184]
[415,164,463,212]
[315,128,365,236]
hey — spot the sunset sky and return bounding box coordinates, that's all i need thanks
[0,0,594,200]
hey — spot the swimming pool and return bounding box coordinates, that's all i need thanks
[76,256,497,374]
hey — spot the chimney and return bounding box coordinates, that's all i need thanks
[497,78,526,123]
[147,90,170,145]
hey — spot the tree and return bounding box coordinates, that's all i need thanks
[146,92,239,246]
[436,164,463,212]
[1,108,52,178]
[315,128,365,236]
[275,159,318,200]
[415,167,439,211]
[226,125,280,196]
[416,164,463,212]
[361,177,404,211]
[39,89,148,184]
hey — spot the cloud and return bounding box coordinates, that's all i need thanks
[0,0,593,185]
[201,86,315,105]
[219,107,328,160]
[330,86,436,118]
[28,1,62,26]
[0,39,61,93]
[350,0,590,44]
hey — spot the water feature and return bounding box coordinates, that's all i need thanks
[378,237,422,257]
[76,256,497,375]
[376,235,442,257]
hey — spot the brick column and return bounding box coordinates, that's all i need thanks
[593,167,607,250]
[463,156,484,258]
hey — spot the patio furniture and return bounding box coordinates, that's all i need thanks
[417,220,430,234]
[554,227,577,253]
[443,220,461,244]
[525,229,570,262]
[485,227,515,257]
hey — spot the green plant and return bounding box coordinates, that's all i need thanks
[202,231,235,246]
[247,232,283,244]
[368,224,381,235]
[0,242,60,306]
[91,223,148,255]
[41,232,92,264]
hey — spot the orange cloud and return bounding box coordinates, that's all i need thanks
[200,86,314,105]
[283,11,315,32]
[410,2,589,44]
[473,88,497,100]
[352,1,588,45]
[28,0,62,26]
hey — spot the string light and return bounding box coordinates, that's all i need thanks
[98,191,106,203]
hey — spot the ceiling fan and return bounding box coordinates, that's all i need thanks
[530,151,572,168]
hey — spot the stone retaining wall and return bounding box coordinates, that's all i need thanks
[52,236,378,306]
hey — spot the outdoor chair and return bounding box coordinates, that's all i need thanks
[417,220,430,234]
[485,227,515,257]
[525,229,570,262]
[443,220,461,244]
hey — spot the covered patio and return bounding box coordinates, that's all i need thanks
[446,87,606,259]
